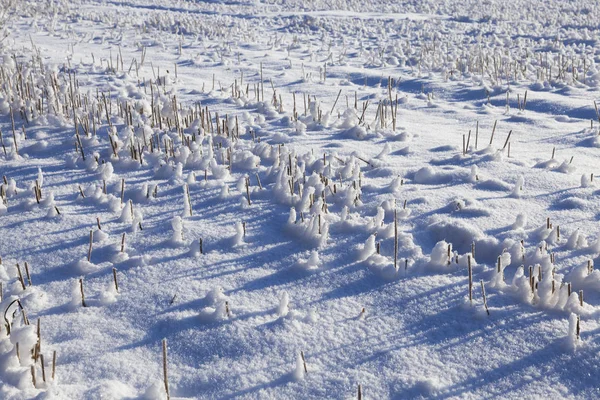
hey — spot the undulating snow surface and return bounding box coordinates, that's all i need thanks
[0,0,600,398]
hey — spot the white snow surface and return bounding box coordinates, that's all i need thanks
[0,0,600,398]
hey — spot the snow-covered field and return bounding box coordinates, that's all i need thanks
[1,0,600,398]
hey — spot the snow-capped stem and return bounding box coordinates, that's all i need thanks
[394,209,398,271]
[31,365,36,388]
[318,214,321,235]
[358,384,363,400]
[480,280,489,315]
[88,230,93,262]
[255,173,263,189]
[112,268,119,292]
[52,350,57,380]
[79,278,87,307]
[502,130,512,150]
[24,261,32,286]
[468,256,472,304]
[245,177,251,205]
[121,233,126,253]
[497,257,502,281]
[489,120,497,145]
[465,130,471,154]
[330,89,342,115]
[300,351,308,374]
[96,217,102,230]
[37,318,41,347]
[120,178,125,205]
[162,339,170,400]
[40,353,46,382]
[16,263,26,290]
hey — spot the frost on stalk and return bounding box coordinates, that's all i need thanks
[186,172,196,185]
[294,250,320,271]
[292,352,305,381]
[511,176,524,198]
[219,184,230,199]
[37,167,44,188]
[119,200,134,223]
[469,165,479,182]
[375,143,391,160]
[75,259,97,274]
[564,292,584,315]
[512,213,527,230]
[9,324,37,365]
[99,282,118,305]
[93,228,109,243]
[511,266,534,304]
[556,160,576,174]
[130,207,144,233]
[306,251,319,269]
[358,234,377,261]
[0,259,9,281]
[188,239,203,257]
[287,207,296,224]
[69,279,84,309]
[427,241,451,271]
[368,207,385,231]
[546,226,560,245]
[588,236,600,253]
[170,216,184,246]
[97,162,114,181]
[210,159,230,180]
[182,185,191,217]
[170,162,183,183]
[566,260,600,292]
[232,221,245,246]
[489,252,511,289]
[566,229,587,250]
[141,381,166,400]
[581,174,592,188]
[340,205,349,223]
[198,288,230,322]
[277,292,289,317]
[565,313,580,351]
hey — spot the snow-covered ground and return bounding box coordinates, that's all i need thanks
[1,0,600,398]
